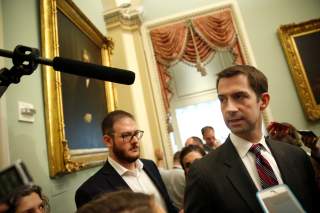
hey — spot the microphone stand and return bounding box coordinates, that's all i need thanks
[0,45,53,98]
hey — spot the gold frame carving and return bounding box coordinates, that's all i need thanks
[278,18,320,120]
[40,0,115,177]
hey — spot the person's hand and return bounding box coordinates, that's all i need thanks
[0,203,8,213]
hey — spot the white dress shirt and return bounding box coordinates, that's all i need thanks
[108,157,167,211]
[230,133,283,190]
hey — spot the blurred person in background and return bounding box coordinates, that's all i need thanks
[180,145,206,175]
[76,190,165,213]
[201,126,221,151]
[155,150,185,210]
[267,121,320,189]
[184,137,204,148]
[7,184,49,213]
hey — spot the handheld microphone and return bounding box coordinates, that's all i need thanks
[52,57,135,85]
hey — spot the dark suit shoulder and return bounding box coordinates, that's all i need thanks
[185,147,226,213]
[266,138,320,212]
[141,159,161,173]
[76,163,110,191]
[75,162,118,208]
[185,138,263,213]
[267,138,308,157]
[192,140,234,168]
[141,158,157,166]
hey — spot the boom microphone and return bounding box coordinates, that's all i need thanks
[0,45,136,97]
[52,57,135,85]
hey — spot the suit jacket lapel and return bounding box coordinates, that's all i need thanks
[142,162,166,196]
[265,138,296,186]
[223,138,262,212]
[102,161,131,191]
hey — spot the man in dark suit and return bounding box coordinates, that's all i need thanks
[75,110,177,213]
[185,65,320,213]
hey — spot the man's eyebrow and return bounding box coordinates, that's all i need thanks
[120,131,132,135]
[233,91,247,95]
[120,130,137,134]
[217,95,225,100]
[218,91,248,97]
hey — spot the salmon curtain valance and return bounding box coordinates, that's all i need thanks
[150,10,245,112]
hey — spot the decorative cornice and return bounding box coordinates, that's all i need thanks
[104,7,143,30]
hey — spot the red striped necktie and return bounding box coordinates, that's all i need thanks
[249,143,279,189]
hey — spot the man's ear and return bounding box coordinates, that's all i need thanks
[103,134,113,148]
[259,92,270,111]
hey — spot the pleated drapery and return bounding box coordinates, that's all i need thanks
[150,9,245,112]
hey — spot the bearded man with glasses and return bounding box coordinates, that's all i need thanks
[75,110,177,213]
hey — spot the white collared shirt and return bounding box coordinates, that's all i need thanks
[108,157,167,211]
[230,133,284,190]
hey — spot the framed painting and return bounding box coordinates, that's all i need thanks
[278,18,320,120]
[40,0,116,177]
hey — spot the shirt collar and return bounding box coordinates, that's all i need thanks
[230,132,271,158]
[108,156,144,176]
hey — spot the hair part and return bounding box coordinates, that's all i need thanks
[101,110,135,135]
[216,65,268,98]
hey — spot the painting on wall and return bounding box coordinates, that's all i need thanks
[278,18,320,121]
[40,0,116,177]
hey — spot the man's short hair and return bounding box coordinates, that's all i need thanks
[191,136,203,145]
[77,190,156,213]
[216,65,268,98]
[201,126,214,136]
[180,145,206,170]
[101,110,135,135]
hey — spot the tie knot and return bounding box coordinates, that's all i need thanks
[249,143,262,155]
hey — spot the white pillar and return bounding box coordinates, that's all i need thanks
[103,5,171,164]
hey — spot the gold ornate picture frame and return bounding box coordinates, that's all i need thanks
[278,18,320,120]
[40,0,115,177]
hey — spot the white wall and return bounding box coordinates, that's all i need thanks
[0,0,10,168]
[73,0,106,34]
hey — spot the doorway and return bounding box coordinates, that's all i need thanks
[168,51,232,150]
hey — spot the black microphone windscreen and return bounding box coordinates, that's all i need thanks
[52,57,135,85]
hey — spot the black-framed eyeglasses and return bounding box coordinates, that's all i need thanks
[116,130,144,143]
